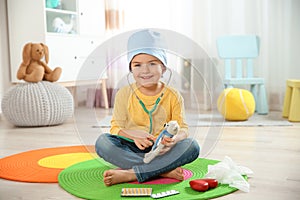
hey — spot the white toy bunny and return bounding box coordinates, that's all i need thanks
[143,120,179,163]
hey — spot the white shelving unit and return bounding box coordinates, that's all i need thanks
[7,0,105,83]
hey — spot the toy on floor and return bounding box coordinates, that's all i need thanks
[17,42,62,83]
[151,190,180,199]
[143,120,179,163]
[120,188,179,199]
[217,88,255,121]
[189,178,218,192]
[121,188,152,197]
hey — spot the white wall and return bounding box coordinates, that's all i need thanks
[193,0,300,111]
[122,0,194,38]
[1,0,299,111]
[0,0,12,115]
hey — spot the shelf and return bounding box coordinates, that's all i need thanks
[46,10,78,34]
[45,0,78,35]
[46,8,77,15]
[7,0,106,83]
[45,0,77,11]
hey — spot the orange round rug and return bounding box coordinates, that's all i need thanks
[0,145,95,183]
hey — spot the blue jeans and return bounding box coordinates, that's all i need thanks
[95,133,200,182]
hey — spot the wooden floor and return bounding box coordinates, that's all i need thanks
[0,108,300,200]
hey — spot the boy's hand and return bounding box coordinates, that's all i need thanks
[159,137,176,155]
[134,136,154,150]
[123,129,155,150]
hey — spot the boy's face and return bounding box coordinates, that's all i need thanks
[130,54,166,88]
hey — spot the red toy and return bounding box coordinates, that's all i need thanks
[189,178,218,192]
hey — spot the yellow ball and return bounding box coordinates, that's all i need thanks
[217,88,256,121]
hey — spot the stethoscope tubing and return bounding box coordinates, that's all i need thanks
[126,68,173,134]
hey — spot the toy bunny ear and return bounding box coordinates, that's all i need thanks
[22,42,32,66]
[41,43,49,63]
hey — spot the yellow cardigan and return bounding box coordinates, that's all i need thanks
[110,83,188,137]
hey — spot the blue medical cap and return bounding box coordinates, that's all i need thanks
[127,29,167,70]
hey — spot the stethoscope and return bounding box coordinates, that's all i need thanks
[127,68,173,134]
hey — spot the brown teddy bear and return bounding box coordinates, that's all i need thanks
[17,42,62,83]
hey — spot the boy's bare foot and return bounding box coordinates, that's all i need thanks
[103,169,137,186]
[160,167,184,181]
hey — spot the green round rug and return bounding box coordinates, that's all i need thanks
[58,158,241,200]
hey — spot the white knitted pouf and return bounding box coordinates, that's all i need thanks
[1,81,74,127]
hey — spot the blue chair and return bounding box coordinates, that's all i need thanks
[216,35,269,114]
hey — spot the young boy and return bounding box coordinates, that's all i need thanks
[95,29,200,186]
